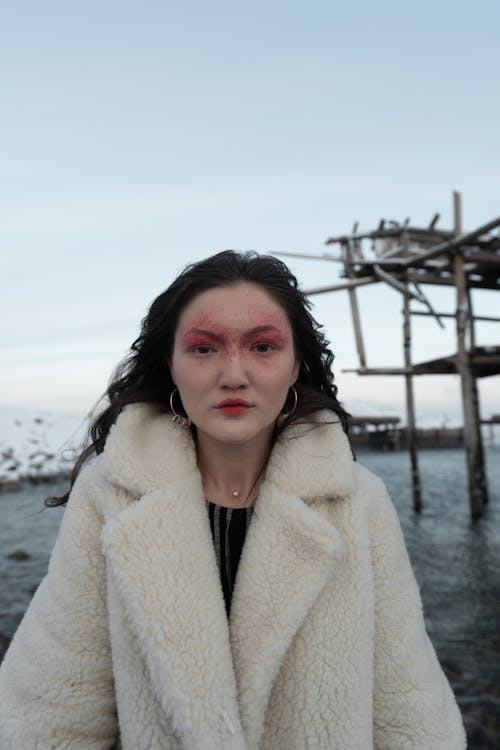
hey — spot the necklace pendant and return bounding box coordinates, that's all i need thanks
[232,490,239,498]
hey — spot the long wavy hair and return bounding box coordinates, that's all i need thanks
[47,250,351,506]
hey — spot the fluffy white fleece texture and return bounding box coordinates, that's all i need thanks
[0,405,466,749]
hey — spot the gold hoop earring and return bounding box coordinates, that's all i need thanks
[170,388,192,428]
[281,386,298,419]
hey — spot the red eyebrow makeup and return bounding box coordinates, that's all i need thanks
[182,324,289,350]
[242,327,287,347]
[182,329,223,348]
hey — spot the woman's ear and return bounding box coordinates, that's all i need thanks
[291,359,301,385]
[166,357,176,385]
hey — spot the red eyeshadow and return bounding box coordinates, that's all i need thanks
[245,332,286,347]
[183,333,215,347]
[181,318,290,350]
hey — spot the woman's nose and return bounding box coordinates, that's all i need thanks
[218,353,249,388]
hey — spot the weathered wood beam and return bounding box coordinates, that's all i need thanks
[342,367,412,375]
[402,215,500,268]
[371,266,445,329]
[325,226,453,245]
[409,277,455,286]
[466,286,476,350]
[403,293,422,512]
[467,277,500,290]
[453,190,462,236]
[345,257,451,269]
[336,267,500,290]
[373,263,416,298]
[407,273,500,290]
[344,241,367,368]
[274,250,341,262]
[302,276,379,295]
[464,251,500,266]
[348,289,367,366]
[465,287,489,505]
[410,310,500,323]
[470,375,489,504]
[454,253,487,518]
[411,282,445,328]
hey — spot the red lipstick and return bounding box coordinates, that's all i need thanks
[217,398,252,416]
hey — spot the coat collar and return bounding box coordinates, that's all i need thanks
[102,401,355,503]
[100,403,354,749]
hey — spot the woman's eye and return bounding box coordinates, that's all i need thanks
[191,345,215,354]
[253,343,275,353]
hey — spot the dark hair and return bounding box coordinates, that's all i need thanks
[47,250,351,506]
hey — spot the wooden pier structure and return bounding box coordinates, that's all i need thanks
[351,416,401,451]
[281,192,500,519]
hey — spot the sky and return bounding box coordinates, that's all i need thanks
[1,0,499,427]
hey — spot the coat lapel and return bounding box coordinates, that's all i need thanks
[229,417,354,748]
[101,476,246,749]
[229,486,346,749]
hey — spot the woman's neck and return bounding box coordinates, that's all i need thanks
[196,432,272,508]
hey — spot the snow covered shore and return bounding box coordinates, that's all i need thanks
[0,406,86,490]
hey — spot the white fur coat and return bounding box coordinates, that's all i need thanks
[0,404,466,749]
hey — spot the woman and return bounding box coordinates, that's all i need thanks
[0,251,465,749]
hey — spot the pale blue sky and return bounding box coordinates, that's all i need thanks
[1,0,499,424]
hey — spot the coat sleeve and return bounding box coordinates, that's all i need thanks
[368,478,467,750]
[0,462,118,750]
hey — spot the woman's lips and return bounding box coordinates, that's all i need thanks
[216,399,252,416]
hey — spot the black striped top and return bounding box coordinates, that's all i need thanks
[205,500,254,617]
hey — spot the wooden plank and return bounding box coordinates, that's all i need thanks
[325,226,453,245]
[342,367,412,375]
[402,215,500,269]
[302,276,379,295]
[411,311,500,323]
[348,287,367,367]
[411,349,500,377]
[275,250,341,262]
[408,273,500,290]
[345,240,367,368]
[465,251,500,266]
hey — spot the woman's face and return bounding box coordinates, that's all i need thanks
[169,282,300,449]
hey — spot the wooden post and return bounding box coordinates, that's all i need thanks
[403,293,422,512]
[465,285,488,503]
[454,252,487,518]
[343,240,367,367]
[465,286,476,350]
[348,288,367,368]
[453,190,462,236]
[471,377,489,505]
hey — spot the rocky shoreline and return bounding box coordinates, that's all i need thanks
[0,469,71,493]
[0,405,83,491]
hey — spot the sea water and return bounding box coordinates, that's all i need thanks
[1,448,499,748]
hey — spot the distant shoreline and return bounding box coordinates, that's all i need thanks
[0,471,70,493]
[0,405,83,493]
[3,441,500,493]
